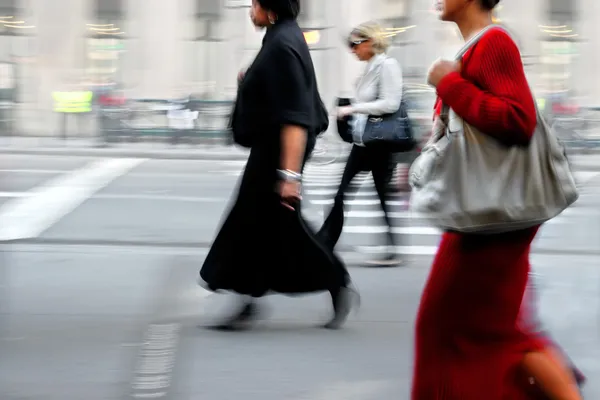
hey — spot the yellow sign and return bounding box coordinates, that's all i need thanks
[303,30,320,45]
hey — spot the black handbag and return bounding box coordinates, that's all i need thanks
[335,97,354,144]
[362,71,416,152]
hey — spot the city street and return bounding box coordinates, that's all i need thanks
[0,154,599,399]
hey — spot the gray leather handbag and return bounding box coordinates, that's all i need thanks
[409,25,579,234]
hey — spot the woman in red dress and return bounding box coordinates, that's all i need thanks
[411,0,582,399]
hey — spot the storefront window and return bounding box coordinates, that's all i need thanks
[193,0,222,98]
[540,0,578,94]
[0,0,27,103]
[87,0,126,85]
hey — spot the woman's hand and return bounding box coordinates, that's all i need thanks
[237,68,247,84]
[427,59,461,87]
[279,180,302,210]
[337,106,354,119]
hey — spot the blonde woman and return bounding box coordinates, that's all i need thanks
[318,22,404,267]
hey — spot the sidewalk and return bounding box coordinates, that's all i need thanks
[0,137,252,161]
[1,136,600,170]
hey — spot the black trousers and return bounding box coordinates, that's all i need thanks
[318,143,396,249]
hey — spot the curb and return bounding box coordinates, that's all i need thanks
[0,147,349,163]
[0,147,251,161]
[0,147,598,169]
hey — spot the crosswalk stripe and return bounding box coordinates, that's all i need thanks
[324,207,600,219]
[344,226,439,235]
[310,199,408,206]
[306,189,378,196]
[304,182,380,188]
[217,161,600,253]
[291,379,392,400]
[358,245,438,255]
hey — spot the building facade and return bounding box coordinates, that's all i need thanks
[4,0,599,135]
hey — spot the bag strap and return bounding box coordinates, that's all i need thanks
[440,24,502,117]
[454,24,499,60]
[375,56,405,108]
[375,56,388,101]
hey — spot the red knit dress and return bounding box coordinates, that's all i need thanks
[411,28,549,399]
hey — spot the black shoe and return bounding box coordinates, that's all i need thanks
[324,286,360,330]
[364,253,402,267]
[208,301,259,331]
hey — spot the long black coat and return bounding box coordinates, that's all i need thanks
[199,19,349,297]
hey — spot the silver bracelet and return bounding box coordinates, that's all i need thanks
[277,169,302,182]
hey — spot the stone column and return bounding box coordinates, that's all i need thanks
[575,0,600,103]
[125,0,184,99]
[24,0,91,135]
[497,0,545,93]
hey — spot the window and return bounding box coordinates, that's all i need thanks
[87,0,126,82]
[92,0,125,27]
[196,0,221,16]
[547,0,576,25]
[0,0,29,36]
[0,0,19,15]
[192,0,223,94]
[195,0,222,39]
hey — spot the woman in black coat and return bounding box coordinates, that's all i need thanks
[198,0,358,330]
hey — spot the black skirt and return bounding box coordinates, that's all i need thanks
[199,138,349,297]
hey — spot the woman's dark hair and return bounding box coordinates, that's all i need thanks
[256,0,301,20]
[479,0,500,10]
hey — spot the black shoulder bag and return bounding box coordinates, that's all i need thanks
[361,62,416,152]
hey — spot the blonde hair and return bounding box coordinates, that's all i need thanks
[350,21,390,54]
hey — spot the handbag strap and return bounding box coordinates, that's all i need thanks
[375,56,406,108]
[453,24,500,60]
[440,24,503,117]
[375,56,388,101]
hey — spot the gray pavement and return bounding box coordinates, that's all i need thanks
[0,155,599,399]
[0,137,252,161]
[1,136,600,169]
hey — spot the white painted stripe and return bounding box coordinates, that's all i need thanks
[131,322,180,398]
[358,245,438,255]
[92,193,226,202]
[0,192,29,198]
[305,171,401,177]
[293,380,391,400]
[316,206,599,219]
[0,169,67,174]
[328,210,422,219]
[574,171,600,182]
[304,182,376,188]
[342,216,587,234]
[344,226,439,235]
[306,189,404,197]
[310,199,407,206]
[0,158,145,240]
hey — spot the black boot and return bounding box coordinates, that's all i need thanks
[209,300,260,331]
[324,285,360,330]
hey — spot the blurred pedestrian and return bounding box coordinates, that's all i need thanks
[411,0,582,398]
[198,0,358,331]
[317,22,406,267]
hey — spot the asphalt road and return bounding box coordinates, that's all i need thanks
[0,154,599,399]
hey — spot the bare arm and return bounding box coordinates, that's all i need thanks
[280,124,307,173]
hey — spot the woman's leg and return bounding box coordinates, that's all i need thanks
[519,274,583,399]
[317,145,367,249]
[368,148,400,265]
[522,350,582,399]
